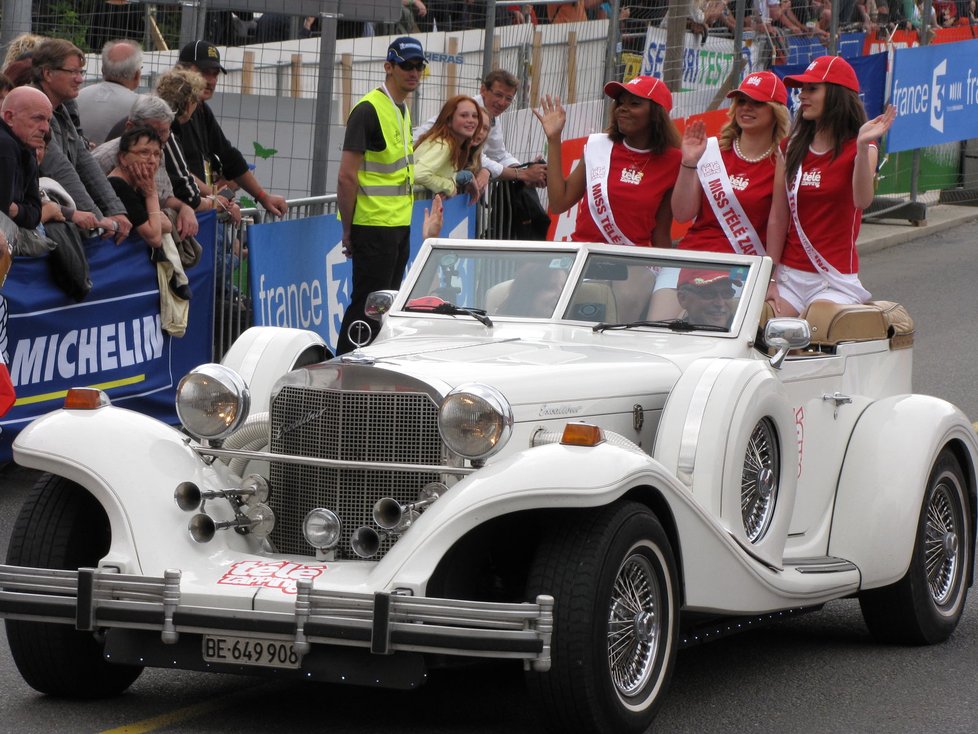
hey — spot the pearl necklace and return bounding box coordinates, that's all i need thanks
[734,138,774,163]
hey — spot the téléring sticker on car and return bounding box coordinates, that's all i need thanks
[217,560,325,595]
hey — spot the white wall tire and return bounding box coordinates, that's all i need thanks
[859,449,972,644]
[526,502,679,733]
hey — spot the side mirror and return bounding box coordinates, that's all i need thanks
[765,317,811,369]
[365,290,398,318]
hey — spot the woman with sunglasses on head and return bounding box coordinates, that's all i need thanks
[766,55,896,316]
[414,95,481,202]
[107,126,169,251]
[649,71,789,318]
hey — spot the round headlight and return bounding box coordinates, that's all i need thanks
[303,508,341,550]
[175,364,250,440]
[438,384,513,460]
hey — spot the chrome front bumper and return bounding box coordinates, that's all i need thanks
[0,564,553,672]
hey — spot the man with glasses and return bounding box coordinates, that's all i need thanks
[676,269,737,329]
[335,36,425,355]
[76,39,142,146]
[31,38,132,243]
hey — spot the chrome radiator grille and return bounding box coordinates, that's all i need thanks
[268,385,443,559]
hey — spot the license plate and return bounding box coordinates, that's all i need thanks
[202,635,300,669]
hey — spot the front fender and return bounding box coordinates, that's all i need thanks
[830,394,978,588]
[373,441,852,614]
[12,406,255,575]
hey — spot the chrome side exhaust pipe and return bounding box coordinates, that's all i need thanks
[371,483,447,531]
[174,475,270,512]
[188,504,276,543]
[350,526,382,558]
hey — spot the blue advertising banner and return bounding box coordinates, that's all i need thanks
[247,196,476,352]
[784,33,865,67]
[773,52,887,120]
[0,213,217,461]
[888,40,978,153]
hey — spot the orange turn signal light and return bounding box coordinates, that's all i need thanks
[560,422,605,447]
[64,387,110,410]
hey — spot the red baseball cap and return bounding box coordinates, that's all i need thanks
[604,76,672,112]
[726,71,788,105]
[783,55,860,93]
[678,269,735,288]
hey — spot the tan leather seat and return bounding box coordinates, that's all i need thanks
[802,301,911,347]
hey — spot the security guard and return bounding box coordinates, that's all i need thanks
[335,36,425,355]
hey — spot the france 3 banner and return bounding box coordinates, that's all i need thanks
[246,196,476,353]
[773,52,887,120]
[887,40,978,153]
[0,214,217,461]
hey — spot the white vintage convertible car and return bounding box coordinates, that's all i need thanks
[2,239,975,734]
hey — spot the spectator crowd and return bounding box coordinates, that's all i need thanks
[0,33,287,326]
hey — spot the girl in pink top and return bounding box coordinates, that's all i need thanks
[766,55,896,316]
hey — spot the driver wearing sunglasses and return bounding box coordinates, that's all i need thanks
[676,269,738,329]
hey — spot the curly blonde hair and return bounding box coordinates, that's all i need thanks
[155,67,205,118]
[2,33,45,68]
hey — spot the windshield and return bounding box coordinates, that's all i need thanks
[407,249,575,319]
[404,246,754,333]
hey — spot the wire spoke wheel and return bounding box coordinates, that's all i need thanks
[608,553,660,697]
[741,417,779,543]
[859,449,972,645]
[924,474,963,608]
[526,502,678,733]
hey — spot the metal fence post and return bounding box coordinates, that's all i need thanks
[0,0,33,55]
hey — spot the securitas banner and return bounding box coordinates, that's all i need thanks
[773,52,887,121]
[888,40,978,153]
[0,214,216,461]
[247,196,475,352]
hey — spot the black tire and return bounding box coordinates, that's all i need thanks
[5,473,143,697]
[526,502,679,734]
[859,449,972,645]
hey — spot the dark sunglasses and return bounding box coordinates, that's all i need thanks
[681,284,735,300]
[398,61,426,72]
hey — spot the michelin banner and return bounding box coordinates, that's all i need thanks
[247,196,476,352]
[888,40,978,153]
[0,213,217,461]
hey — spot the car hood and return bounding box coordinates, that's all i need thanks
[291,335,685,408]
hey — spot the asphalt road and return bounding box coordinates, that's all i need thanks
[2,222,978,733]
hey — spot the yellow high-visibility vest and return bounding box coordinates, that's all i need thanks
[353,88,414,227]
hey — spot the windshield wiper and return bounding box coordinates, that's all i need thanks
[593,319,728,333]
[405,302,493,328]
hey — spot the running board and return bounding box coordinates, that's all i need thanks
[784,557,859,574]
